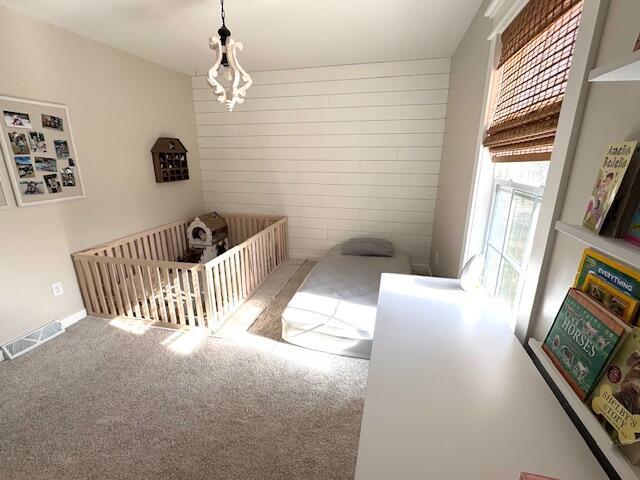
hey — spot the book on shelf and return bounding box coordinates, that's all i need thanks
[543,289,630,401]
[583,141,640,235]
[581,272,640,325]
[575,248,640,315]
[624,202,640,247]
[591,328,640,465]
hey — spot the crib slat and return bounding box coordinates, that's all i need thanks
[163,231,173,261]
[212,264,224,319]
[170,227,179,260]
[258,234,266,282]
[203,267,215,328]
[76,259,96,314]
[98,261,116,315]
[178,224,187,257]
[155,267,168,323]
[89,260,108,314]
[249,238,258,291]
[141,235,150,260]
[73,259,90,310]
[134,265,150,319]
[228,256,239,308]
[127,263,142,318]
[182,269,195,326]
[149,234,158,260]
[173,268,186,325]
[220,259,230,313]
[160,232,170,261]
[238,248,247,299]
[115,263,133,317]
[143,265,159,320]
[191,269,205,327]
[219,260,229,315]
[163,267,177,324]
[103,251,125,316]
[106,262,124,316]
[226,258,236,310]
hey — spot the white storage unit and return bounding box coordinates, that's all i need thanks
[354,273,607,480]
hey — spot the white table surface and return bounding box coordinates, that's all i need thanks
[354,274,607,480]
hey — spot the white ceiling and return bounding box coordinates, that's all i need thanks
[0,0,483,75]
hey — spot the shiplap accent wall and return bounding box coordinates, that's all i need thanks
[191,58,450,270]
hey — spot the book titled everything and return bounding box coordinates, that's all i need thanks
[543,289,629,400]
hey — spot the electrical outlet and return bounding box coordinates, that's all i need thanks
[51,282,64,297]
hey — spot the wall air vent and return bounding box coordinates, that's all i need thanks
[1,321,64,360]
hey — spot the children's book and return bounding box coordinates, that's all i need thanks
[581,272,640,325]
[575,249,640,308]
[543,289,629,400]
[624,202,640,247]
[591,328,640,464]
[583,141,640,234]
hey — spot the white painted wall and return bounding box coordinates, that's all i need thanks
[530,0,640,340]
[191,59,451,270]
[0,6,203,345]
[430,0,493,278]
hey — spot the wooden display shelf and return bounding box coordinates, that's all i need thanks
[529,339,640,480]
[589,49,640,82]
[555,221,640,269]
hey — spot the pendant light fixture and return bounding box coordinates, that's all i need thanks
[207,0,252,112]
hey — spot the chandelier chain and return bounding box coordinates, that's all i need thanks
[220,0,226,27]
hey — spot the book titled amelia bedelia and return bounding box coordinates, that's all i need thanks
[543,289,630,401]
[583,141,640,235]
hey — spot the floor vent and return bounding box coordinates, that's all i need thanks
[1,321,65,360]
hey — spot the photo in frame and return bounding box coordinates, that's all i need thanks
[0,96,84,207]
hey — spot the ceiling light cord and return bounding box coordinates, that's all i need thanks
[220,0,226,28]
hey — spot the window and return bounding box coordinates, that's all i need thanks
[482,163,547,323]
[466,0,584,325]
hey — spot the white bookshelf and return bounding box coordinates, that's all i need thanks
[529,339,640,479]
[589,49,640,82]
[555,220,640,269]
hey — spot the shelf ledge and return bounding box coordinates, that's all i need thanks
[529,339,640,479]
[555,221,640,269]
[589,49,640,82]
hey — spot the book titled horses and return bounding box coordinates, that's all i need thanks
[543,289,630,400]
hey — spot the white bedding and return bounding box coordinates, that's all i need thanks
[282,245,411,358]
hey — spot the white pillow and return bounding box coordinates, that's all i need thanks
[341,237,394,257]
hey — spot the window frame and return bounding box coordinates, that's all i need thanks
[461,0,607,340]
[481,178,544,316]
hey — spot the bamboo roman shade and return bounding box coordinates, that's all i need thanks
[484,0,583,163]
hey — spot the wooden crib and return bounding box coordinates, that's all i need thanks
[72,214,288,331]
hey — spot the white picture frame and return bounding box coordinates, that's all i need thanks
[0,95,85,207]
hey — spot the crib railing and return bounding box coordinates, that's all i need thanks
[72,214,288,331]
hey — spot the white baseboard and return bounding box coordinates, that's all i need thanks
[59,309,87,329]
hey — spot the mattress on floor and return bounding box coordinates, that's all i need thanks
[282,245,411,358]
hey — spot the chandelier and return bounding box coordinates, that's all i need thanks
[207,0,252,112]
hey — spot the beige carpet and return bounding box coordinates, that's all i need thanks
[0,285,368,479]
[248,260,316,342]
